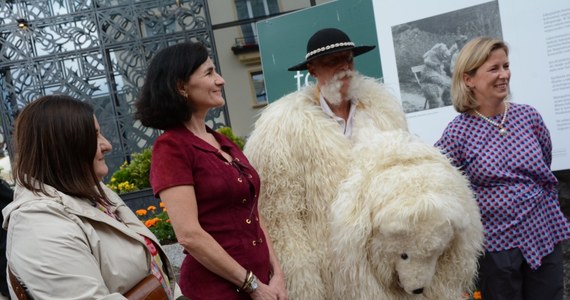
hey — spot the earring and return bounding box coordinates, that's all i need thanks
[180,90,188,98]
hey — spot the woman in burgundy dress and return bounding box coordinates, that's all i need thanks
[135,42,287,300]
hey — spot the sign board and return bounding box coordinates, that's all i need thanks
[257,0,380,103]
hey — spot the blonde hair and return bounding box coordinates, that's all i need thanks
[451,37,509,112]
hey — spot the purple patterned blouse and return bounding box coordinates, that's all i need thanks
[435,102,570,269]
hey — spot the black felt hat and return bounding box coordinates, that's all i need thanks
[288,28,376,71]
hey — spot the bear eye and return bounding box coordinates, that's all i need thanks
[401,253,408,260]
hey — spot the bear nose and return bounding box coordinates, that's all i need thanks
[412,288,424,294]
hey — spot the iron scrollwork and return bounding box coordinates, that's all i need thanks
[0,0,228,180]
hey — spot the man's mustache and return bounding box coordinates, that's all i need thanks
[332,70,355,81]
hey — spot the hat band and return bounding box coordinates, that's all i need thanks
[305,42,355,60]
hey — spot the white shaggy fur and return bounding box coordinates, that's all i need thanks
[330,128,483,300]
[244,74,408,300]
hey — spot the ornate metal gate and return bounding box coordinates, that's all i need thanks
[0,0,228,179]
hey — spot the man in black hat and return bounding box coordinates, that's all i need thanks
[244,28,408,300]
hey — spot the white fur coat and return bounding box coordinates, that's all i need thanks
[244,75,408,300]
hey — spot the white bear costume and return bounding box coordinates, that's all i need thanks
[330,128,484,299]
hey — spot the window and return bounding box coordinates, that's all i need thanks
[235,0,279,45]
[249,70,267,107]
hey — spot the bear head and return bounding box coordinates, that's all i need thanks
[423,43,451,72]
[368,192,470,297]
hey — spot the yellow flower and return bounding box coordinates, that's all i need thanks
[159,202,165,208]
[116,181,136,193]
[135,209,147,216]
[110,177,116,182]
[147,205,157,211]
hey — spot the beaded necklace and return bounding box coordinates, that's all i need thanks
[473,102,509,136]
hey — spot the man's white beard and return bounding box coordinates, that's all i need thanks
[320,70,356,106]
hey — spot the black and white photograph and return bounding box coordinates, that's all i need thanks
[391,0,502,113]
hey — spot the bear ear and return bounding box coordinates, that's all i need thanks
[449,213,470,231]
[375,210,410,239]
[439,195,471,231]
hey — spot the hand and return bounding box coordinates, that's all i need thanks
[250,278,288,300]
[268,271,288,300]
[249,282,277,300]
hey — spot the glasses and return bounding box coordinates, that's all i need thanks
[313,52,354,67]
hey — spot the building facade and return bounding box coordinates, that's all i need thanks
[208,0,332,138]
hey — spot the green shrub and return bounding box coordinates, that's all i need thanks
[107,148,151,193]
[136,204,176,245]
[217,126,245,150]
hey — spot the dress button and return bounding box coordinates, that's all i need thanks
[242,199,247,203]
[246,219,251,224]
[252,240,257,246]
[237,177,242,183]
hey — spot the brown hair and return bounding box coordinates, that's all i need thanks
[13,95,110,204]
[451,36,509,112]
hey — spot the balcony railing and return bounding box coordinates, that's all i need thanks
[231,36,259,54]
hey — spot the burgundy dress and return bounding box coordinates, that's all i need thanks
[150,125,270,300]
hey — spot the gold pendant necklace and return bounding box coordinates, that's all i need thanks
[474,102,509,136]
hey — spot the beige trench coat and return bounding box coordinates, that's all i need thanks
[2,183,175,300]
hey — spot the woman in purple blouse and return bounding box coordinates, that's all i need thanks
[134,42,287,300]
[435,36,570,299]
